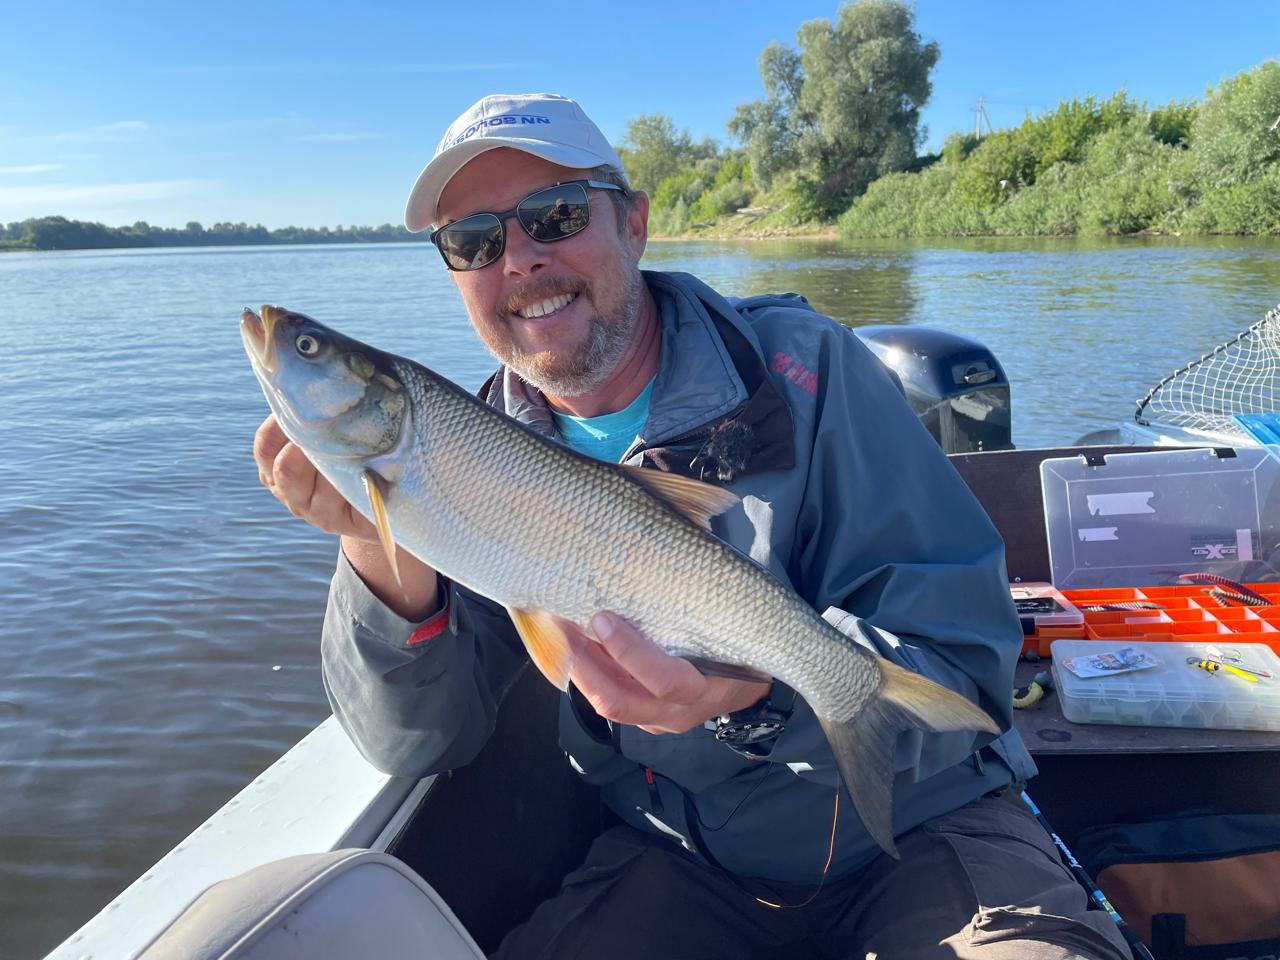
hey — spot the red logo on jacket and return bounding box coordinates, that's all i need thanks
[770,352,818,396]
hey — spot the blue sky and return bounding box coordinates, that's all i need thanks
[2,0,1277,229]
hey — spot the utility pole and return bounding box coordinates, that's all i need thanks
[974,97,993,140]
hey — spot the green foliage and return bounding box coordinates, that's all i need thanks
[1181,165,1280,235]
[1026,93,1139,175]
[836,60,1280,238]
[1074,122,1187,234]
[840,117,1207,238]
[641,148,760,232]
[689,164,752,223]
[616,114,706,194]
[839,164,962,237]
[651,167,705,212]
[730,0,939,211]
[940,131,978,166]
[950,129,1038,208]
[2,216,425,251]
[1192,60,1280,189]
[1148,99,1197,147]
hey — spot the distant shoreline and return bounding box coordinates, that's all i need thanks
[0,237,431,253]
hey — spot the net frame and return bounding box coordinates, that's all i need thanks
[1135,305,1280,441]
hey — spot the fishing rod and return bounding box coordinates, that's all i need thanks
[1020,791,1156,960]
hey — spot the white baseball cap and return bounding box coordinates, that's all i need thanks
[404,92,628,233]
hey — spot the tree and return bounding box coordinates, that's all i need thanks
[616,114,700,194]
[729,0,939,217]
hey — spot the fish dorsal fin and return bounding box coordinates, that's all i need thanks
[361,469,401,588]
[620,465,739,531]
[508,607,577,692]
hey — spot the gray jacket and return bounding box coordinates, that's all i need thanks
[321,270,1035,882]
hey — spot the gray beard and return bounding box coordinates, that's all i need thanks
[503,269,644,399]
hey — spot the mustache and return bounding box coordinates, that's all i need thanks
[501,277,587,316]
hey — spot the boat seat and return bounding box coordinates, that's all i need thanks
[137,848,486,959]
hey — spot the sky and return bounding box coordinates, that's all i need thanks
[2,0,1277,230]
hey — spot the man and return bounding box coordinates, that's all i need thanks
[254,93,1130,959]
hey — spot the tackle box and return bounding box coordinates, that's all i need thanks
[1060,583,1280,657]
[1050,639,1280,732]
[1012,583,1086,658]
[1041,446,1280,589]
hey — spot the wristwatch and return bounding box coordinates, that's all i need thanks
[710,681,797,759]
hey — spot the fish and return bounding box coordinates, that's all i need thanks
[240,304,1001,857]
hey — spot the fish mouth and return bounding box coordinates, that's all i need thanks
[240,305,280,374]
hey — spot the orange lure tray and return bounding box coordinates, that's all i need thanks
[1019,583,1280,659]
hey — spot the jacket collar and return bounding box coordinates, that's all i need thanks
[478,270,794,481]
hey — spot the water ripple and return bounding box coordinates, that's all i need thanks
[4,238,1280,957]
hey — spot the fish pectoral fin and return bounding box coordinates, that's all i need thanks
[361,469,401,589]
[681,656,773,685]
[509,608,578,692]
[619,465,739,531]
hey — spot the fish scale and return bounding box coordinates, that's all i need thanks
[241,305,1001,857]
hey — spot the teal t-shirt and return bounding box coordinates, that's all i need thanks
[550,377,655,463]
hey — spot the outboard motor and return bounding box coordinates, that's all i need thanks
[854,325,1013,453]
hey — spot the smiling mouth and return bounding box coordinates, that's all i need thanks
[514,292,578,320]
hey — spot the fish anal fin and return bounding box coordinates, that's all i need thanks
[509,608,578,692]
[818,659,1000,860]
[620,466,739,531]
[681,656,772,685]
[361,469,401,589]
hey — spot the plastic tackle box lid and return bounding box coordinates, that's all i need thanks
[1041,447,1280,589]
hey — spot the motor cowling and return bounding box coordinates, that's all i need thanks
[854,325,1013,453]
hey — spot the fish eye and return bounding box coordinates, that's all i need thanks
[295,332,322,357]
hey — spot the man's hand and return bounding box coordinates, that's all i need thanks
[253,414,441,620]
[569,612,770,735]
[253,415,378,542]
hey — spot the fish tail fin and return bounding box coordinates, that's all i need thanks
[817,658,1000,859]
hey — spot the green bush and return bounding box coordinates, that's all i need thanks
[940,131,978,166]
[1024,93,1139,176]
[987,163,1084,235]
[950,129,1037,207]
[651,168,705,211]
[839,164,978,237]
[1182,165,1280,234]
[1148,99,1198,147]
[689,180,752,223]
[1192,60,1280,189]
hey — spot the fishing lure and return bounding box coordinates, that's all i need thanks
[1203,586,1269,607]
[1178,573,1269,606]
[1077,601,1164,613]
[1188,656,1259,682]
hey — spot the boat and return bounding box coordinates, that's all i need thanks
[46,319,1280,959]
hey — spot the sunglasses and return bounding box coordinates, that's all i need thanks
[428,179,625,272]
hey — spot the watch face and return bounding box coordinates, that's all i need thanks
[715,719,785,745]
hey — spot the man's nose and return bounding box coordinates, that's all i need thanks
[501,215,548,276]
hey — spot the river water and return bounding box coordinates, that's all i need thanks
[2,237,1278,957]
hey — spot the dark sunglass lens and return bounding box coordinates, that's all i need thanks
[518,184,591,242]
[437,215,503,270]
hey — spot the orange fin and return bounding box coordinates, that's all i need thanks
[361,469,401,589]
[620,465,739,531]
[509,607,577,692]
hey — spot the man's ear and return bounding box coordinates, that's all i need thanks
[626,191,650,260]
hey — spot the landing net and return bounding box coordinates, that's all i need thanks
[1135,305,1280,440]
